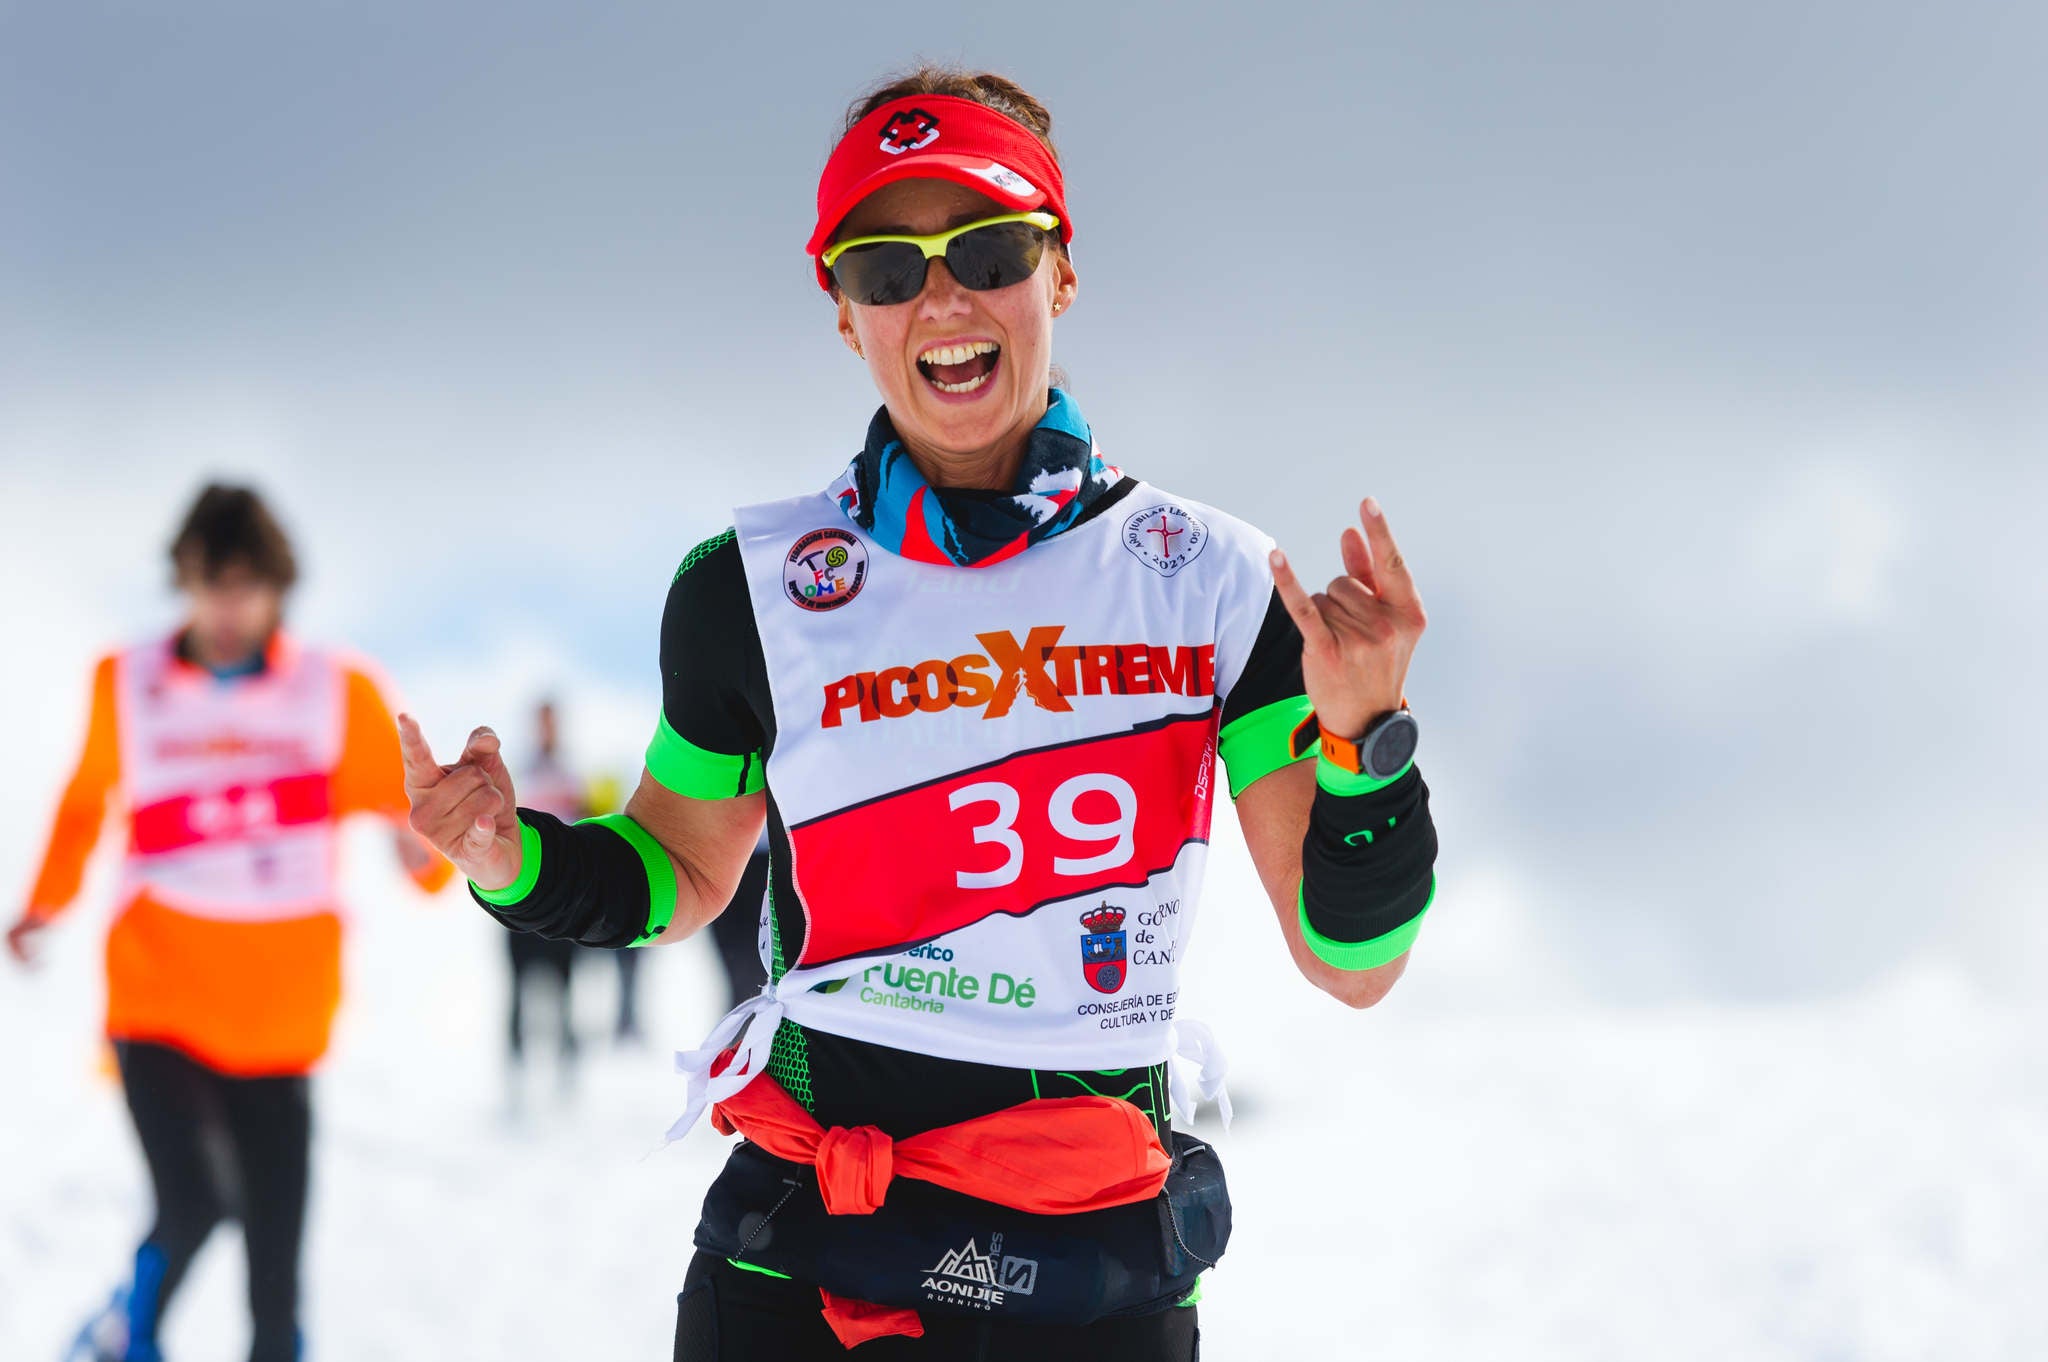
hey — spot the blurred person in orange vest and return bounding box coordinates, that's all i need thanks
[6,484,453,1362]
[504,697,586,1104]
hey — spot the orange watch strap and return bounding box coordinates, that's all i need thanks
[1318,728,1366,773]
[1288,699,1411,773]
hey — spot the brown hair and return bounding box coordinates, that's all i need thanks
[168,483,298,590]
[841,65,1061,163]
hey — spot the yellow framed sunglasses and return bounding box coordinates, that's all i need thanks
[821,211,1060,306]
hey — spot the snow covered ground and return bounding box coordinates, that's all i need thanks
[2,811,2042,1361]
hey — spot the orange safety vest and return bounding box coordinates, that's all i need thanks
[23,633,453,1076]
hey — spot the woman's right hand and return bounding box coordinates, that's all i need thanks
[397,715,523,892]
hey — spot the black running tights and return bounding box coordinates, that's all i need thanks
[117,1040,309,1362]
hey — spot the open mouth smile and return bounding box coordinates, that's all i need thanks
[917,339,1000,396]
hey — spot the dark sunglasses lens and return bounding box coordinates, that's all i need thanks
[945,222,1048,291]
[831,242,928,306]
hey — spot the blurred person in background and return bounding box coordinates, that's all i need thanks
[399,65,1436,1360]
[706,828,769,1011]
[504,698,587,1104]
[582,767,653,1043]
[6,484,453,1362]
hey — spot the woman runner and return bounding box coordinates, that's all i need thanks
[399,66,1439,1361]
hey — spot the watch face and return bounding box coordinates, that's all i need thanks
[1368,714,1419,778]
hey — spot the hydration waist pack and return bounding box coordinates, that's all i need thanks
[692,1129,1231,1325]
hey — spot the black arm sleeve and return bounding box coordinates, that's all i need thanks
[470,811,656,948]
[1300,766,1439,947]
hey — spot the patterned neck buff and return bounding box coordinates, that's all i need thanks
[829,389,1122,568]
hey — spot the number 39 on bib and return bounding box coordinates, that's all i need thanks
[785,712,1216,969]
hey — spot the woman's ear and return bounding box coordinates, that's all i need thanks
[835,293,864,358]
[1051,250,1078,317]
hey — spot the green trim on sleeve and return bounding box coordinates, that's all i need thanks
[675,528,736,581]
[580,813,679,944]
[1316,753,1414,797]
[1218,694,1314,798]
[645,713,765,799]
[1298,875,1434,971]
[471,818,543,906]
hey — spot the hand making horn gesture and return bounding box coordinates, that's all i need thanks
[396,714,523,892]
[1269,497,1427,741]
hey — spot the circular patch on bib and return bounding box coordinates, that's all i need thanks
[784,527,869,611]
[1121,503,1209,578]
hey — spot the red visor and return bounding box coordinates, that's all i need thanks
[807,93,1073,291]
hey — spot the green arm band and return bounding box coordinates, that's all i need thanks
[1298,875,1434,971]
[645,713,765,799]
[1317,752,1415,797]
[471,818,544,906]
[579,813,679,945]
[1218,695,1315,798]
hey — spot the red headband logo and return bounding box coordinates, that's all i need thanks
[878,108,941,156]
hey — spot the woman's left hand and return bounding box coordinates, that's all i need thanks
[1270,497,1427,742]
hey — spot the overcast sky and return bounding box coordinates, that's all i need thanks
[2,0,2041,1003]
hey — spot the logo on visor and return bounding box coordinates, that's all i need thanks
[784,527,869,611]
[963,161,1037,197]
[878,108,941,155]
[1079,903,1129,995]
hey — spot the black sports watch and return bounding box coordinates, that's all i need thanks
[1290,706,1419,781]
